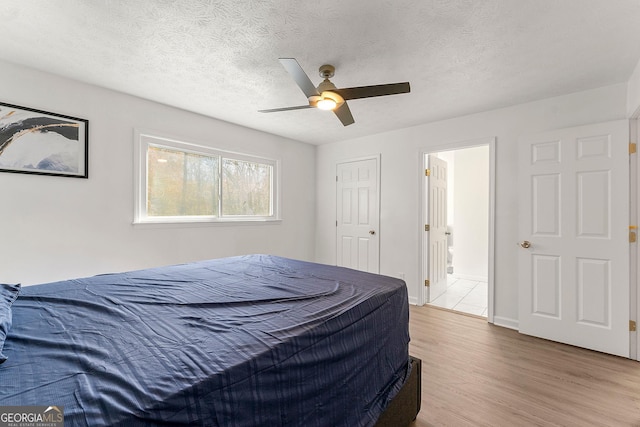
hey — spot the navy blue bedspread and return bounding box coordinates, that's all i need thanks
[0,255,410,426]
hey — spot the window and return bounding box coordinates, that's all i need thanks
[135,132,279,224]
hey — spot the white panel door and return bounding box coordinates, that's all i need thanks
[427,155,448,302]
[336,158,379,273]
[518,120,629,357]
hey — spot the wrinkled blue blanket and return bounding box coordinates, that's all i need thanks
[0,255,410,426]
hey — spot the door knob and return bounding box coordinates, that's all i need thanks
[369,230,376,235]
[520,240,531,249]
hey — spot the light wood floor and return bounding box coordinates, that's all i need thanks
[408,305,640,427]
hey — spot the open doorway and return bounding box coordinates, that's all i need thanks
[421,140,494,320]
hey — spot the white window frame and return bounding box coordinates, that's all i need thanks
[134,130,281,225]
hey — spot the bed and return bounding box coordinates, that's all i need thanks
[0,254,420,426]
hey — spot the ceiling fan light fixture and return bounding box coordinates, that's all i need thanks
[314,91,344,111]
[317,97,337,110]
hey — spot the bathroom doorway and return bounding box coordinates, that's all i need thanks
[422,141,493,318]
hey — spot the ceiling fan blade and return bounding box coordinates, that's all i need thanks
[278,58,319,98]
[333,102,355,126]
[258,105,314,113]
[333,82,410,101]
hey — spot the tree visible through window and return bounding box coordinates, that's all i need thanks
[222,159,272,216]
[148,146,219,217]
[137,135,277,222]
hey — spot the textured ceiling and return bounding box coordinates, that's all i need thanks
[1,0,640,145]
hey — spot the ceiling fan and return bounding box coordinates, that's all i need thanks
[259,58,411,126]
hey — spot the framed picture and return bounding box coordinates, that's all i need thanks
[0,101,88,178]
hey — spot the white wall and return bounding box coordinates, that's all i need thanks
[627,57,640,117]
[316,83,628,326]
[0,60,316,285]
[452,145,489,281]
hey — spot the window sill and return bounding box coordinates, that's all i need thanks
[132,218,282,229]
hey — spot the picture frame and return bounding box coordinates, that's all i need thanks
[0,101,88,178]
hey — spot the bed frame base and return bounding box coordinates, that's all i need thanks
[374,356,422,427]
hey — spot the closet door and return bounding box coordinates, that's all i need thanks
[336,157,380,273]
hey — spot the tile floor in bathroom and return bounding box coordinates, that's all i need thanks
[428,275,488,317]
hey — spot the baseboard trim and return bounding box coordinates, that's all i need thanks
[493,316,519,330]
[408,296,420,306]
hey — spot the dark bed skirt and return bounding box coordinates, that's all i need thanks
[375,356,422,427]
